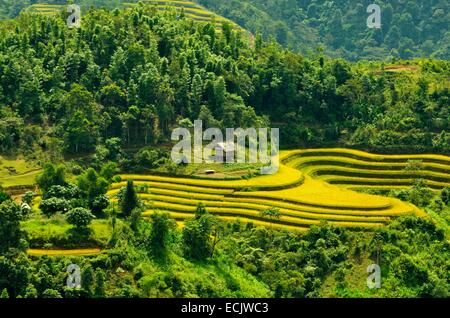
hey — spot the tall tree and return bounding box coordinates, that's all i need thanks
[120,180,139,218]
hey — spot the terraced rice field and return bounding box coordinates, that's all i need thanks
[27,248,102,256]
[107,148,442,231]
[23,2,249,38]
[23,4,63,16]
[283,148,450,191]
[124,0,247,34]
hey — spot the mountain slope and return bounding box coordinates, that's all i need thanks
[198,0,450,60]
[3,1,448,61]
[22,1,248,34]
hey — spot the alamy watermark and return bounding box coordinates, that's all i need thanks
[367,4,381,29]
[366,264,381,289]
[65,3,380,30]
[66,264,81,289]
[67,4,81,28]
[171,120,279,175]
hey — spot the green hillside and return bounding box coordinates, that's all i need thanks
[0,2,448,301]
[23,3,64,16]
[22,1,246,33]
[2,1,448,61]
[198,0,450,60]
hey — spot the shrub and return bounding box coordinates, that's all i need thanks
[100,162,119,181]
[22,191,36,204]
[36,163,67,192]
[1,288,9,298]
[195,202,207,218]
[42,289,62,298]
[39,197,71,217]
[66,207,95,228]
[441,187,450,206]
[105,137,122,160]
[43,184,81,200]
[0,200,27,252]
[91,195,110,215]
[0,188,10,204]
[182,214,215,260]
[135,148,165,169]
[77,168,109,201]
[148,213,173,257]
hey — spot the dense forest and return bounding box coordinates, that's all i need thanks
[0,2,449,300]
[199,0,450,60]
[0,2,449,161]
[1,1,449,61]
[0,0,121,19]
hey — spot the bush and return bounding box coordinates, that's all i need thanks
[0,188,10,204]
[441,187,450,206]
[36,163,67,192]
[91,195,110,215]
[148,213,173,257]
[134,148,166,169]
[39,197,71,217]
[66,207,95,228]
[77,168,109,202]
[182,214,216,260]
[42,289,62,298]
[43,184,81,200]
[22,191,36,204]
[100,162,119,182]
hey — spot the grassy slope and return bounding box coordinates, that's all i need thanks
[22,214,113,248]
[0,155,41,188]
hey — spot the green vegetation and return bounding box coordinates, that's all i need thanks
[0,2,448,299]
[107,149,440,233]
[120,180,139,217]
[199,0,450,60]
[2,195,449,297]
[0,155,40,188]
[0,6,447,165]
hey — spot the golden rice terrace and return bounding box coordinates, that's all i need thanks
[108,148,450,232]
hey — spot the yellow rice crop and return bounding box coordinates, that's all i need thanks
[282,148,450,164]
[303,164,450,178]
[221,196,415,217]
[289,155,450,171]
[27,248,102,256]
[148,201,386,227]
[144,193,391,222]
[233,175,393,209]
[321,175,450,188]
[119,164,303,190]
[144,188,224,201]
[108,180,233,195]
[107,148,437,230]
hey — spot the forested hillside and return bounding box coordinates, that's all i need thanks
[0,3,449,161]
[1,1,449,61]
[0,3,449,301]
[198,0,450,60]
